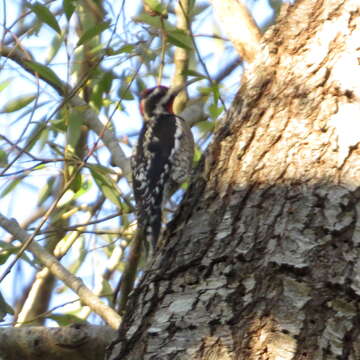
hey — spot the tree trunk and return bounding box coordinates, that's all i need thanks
[107,0,360,359]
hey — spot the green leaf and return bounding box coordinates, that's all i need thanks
[30,2,61,34]
[198,86,212,96]
[89,163,115,174]
[73,177,91,199]
[77,21,110,47]
[46,33,64,63]
[38,176,55,206]
[118,85,134,100]
[0,150,8,168]
[107,44,135,56]
[134,13,178,33]
[208,103,224,120]
[134,14,192,49]
[136,78,146,93]
[197,120,215,134]
[66,109,84,152]
[189,0,196,11]
[168,29,193,50]
[64,109,85,192]
[89,164,123,208]
[144,0,168,16]
[48,313,85,326]
[182,69,206,78]
[91,71,114,110]
[0,79,11,93]
[38,126,49,151]
[91,85,103,110]
[0,241,33,267]
[63,0,76,20]
[0,242,23,266]
[0,95,36,113]
[69,172,82,193]
[0,177,24,198]
[25,60,63,91]
[211,83,220,103]
[0,290,13,321]
[99,71,113,93]
[26,122,48,151]
[100,278,113,298]
[133,13,164,28]
[193,146,202,162]
[51,117,67,133]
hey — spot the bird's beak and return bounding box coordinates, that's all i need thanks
[168,78,200,98]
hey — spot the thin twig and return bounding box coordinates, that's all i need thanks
[157,16,167,85]
[178,1,227,112]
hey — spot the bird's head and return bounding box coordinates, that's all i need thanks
[139,78,199,120]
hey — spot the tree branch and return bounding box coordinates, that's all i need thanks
[0,46,131,180]
[172,0,191,113]
[0,213,121,329]
[210,0,261,63]
[0,324,116,360]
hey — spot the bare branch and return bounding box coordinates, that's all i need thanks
[210,0,261,63]
[0,324,116,360]
[172,0,191,113]
[0,213,121,329]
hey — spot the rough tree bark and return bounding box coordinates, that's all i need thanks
[107,0,360,359]
[0,325,116,360]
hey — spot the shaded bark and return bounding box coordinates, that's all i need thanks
[0,325,116,360]
[108,0,360,359]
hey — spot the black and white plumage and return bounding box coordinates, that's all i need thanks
[131,85,194,250]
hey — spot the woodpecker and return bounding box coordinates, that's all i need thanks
[132,82,195,251]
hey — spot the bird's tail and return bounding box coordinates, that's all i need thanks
[144,205,162,253]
